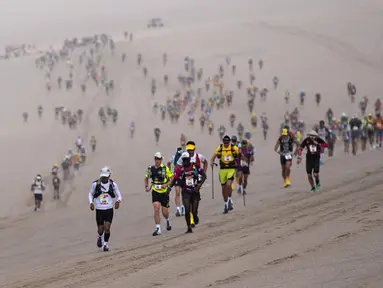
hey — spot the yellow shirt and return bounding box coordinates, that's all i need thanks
[145,164,173,193]
[215,144,239,169]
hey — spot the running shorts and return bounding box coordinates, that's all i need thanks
[351,130,360,140]
[96,208,114,225]
[219,168,235,185]
[34,194,43,201]
[376,129,383,137]
[152,190,170,208]
[237,166,250,175]
[280,155,293,166]
[306,156,320,174]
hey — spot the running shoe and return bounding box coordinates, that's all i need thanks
[310,187,316,193]
[175,210,181,217]
[103,244,109,252]
[97,236,102,248]
[228,201,233,211]
[223,206,229,214]
[166,220,172,231]
[316,182,321,189]
[152,228,161,236]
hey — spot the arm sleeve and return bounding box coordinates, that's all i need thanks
[88,182,97,204]
[177,157,182,166]
[113,183,122,201]
[198,153,206,162]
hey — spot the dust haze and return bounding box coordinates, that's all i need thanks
[1,0,383,287]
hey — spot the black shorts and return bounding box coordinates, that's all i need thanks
[152,190,170,208]
[237,166,250,175]
[280,155,293,166]
[96,208,114,225]
[306,156,320,174]
[174,179,183,187]
[34,194,43,201]
[351,130,360,140]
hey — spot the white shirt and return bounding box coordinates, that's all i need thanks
[177,153,206,166]
[32,180,45,195]
[88,180,122,210]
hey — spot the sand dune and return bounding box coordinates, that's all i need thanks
[1,0,383,287]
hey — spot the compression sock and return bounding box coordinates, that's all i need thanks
[314,175,320,185]
[104,233,110,242]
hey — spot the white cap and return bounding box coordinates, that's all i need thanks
[181,152,190,159]
[100,166,111,177]
[154,152,163,159]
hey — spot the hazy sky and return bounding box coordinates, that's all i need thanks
[0,0,194,47]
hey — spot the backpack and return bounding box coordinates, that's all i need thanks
[147,164,167,183]
[173,152,182,166]
[216,144,237,159]
[92,179,116,199]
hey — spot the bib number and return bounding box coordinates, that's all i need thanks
[284,154,292,160]
[153,184,162,190]
[309,145,317,153]
[352,126,358,131]
[100,194,109,205]
[224,155,232,162]
[185,178,194,187]
[240,160,248,167]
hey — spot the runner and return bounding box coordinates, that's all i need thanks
[31,174,45,211]
[349,114,362,155]
[210,135,239,214]
[236,139,254,194]
[90,136,97,152]
[167,147,185,217]
[89,167,122,252]
[52,174,61,200]
[145,152,173,236]
[366,113,375,149]
[274,128,299,188]
[170,152,207,233]
[317,120,330,164]
[176,141,208,224]
[375,111,383,148]
[297,130,328,192]
[51,163,59,177]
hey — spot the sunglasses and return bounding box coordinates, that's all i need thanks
[154,157,162,160]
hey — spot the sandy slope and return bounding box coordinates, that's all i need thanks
[1,0,383,287]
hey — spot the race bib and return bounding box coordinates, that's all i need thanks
[309,145,317,153]
[153,184,162,190]
[352,126,358,131]
[367,123,373,129]
[240,160,249,167]
[224,155,232,162]
[185,177,194,186]
[100,194,109,205]
[284,154,292,160]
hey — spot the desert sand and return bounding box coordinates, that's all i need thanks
[0,0,383,287]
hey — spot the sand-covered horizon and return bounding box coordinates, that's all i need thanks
[1,0,383,287]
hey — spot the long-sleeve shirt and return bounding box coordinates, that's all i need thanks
[88,180,122,210]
